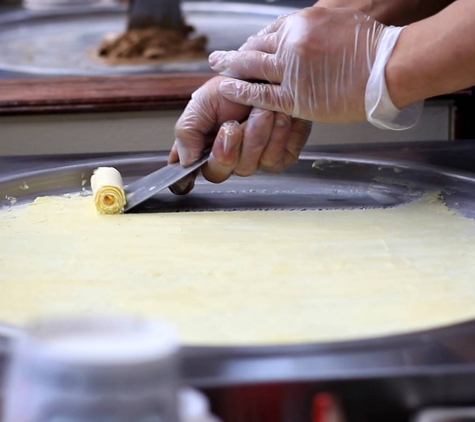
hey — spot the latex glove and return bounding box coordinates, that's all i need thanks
[209,7,422,129]
[168,76,311,194]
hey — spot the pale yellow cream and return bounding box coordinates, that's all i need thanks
[0,193,474,345]
[90,167,126,215]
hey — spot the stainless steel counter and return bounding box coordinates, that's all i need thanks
[2,141,475,421]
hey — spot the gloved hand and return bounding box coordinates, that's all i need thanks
[209,7,421,128]
[169,76,311,195]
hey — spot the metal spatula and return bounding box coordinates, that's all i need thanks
[123,150,211,213]
[128,0,185,30]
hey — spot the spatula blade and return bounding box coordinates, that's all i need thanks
[123,151,210,213]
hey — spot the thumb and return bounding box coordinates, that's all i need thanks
[219,79,293,116]
[174,98,213,167]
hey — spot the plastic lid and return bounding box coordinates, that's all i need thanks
[17,315,179,367]
[179,388,220,422]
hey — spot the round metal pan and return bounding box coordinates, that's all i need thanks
[2,152,475,386]
[0,2,296,76]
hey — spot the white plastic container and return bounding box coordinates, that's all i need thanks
[3,316,183,422]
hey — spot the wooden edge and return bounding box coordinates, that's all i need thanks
[0,73,214,115]
[0,73,471,116]
[0,101,189,116]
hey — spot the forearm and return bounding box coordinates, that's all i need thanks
[314,0,455,25]
[386,0,475,108]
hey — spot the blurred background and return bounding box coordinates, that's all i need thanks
[0,0,471,156]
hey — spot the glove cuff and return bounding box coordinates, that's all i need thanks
[365,26,424,131]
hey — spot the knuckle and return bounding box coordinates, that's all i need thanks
[284,150,300,167]
[250,106,274,123]
[260,158,278,170]
[264,164,285,174]
[247,137,268,153]
[274,113,291,129]
[299,8,313,20]
[302,6,327,19]
[284,152,299,168]
[233,166,255,177]
[260,156,285,173]
[217,156,235,167]
[246,114,273,148]
[203,170,228,185]
[178,100,215,132]
[215,152,238,169]
[190,88,206,103]
[286,9,328,55]
[262,54,278,79]
[289,152,300,163]
[246,34,257,44]
[174,124,187,141]
[264,33,276,46]
[190,78,221,104]
[177,116,198,133]
[292,33,317,57]
[207,155,235,176]
[241,53,258,73]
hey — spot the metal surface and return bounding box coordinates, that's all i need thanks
[0,152,429,212]
[128,0,184,30]
[124,149,210,212]
[2,150,475,216]
[3,142,475,420]
[414,408,475,422]
[2,146,475,390]
[0,2,297,76]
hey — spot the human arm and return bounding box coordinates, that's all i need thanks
[386,0,475,109]
[314,0,455,26]
[211,1,475,129]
